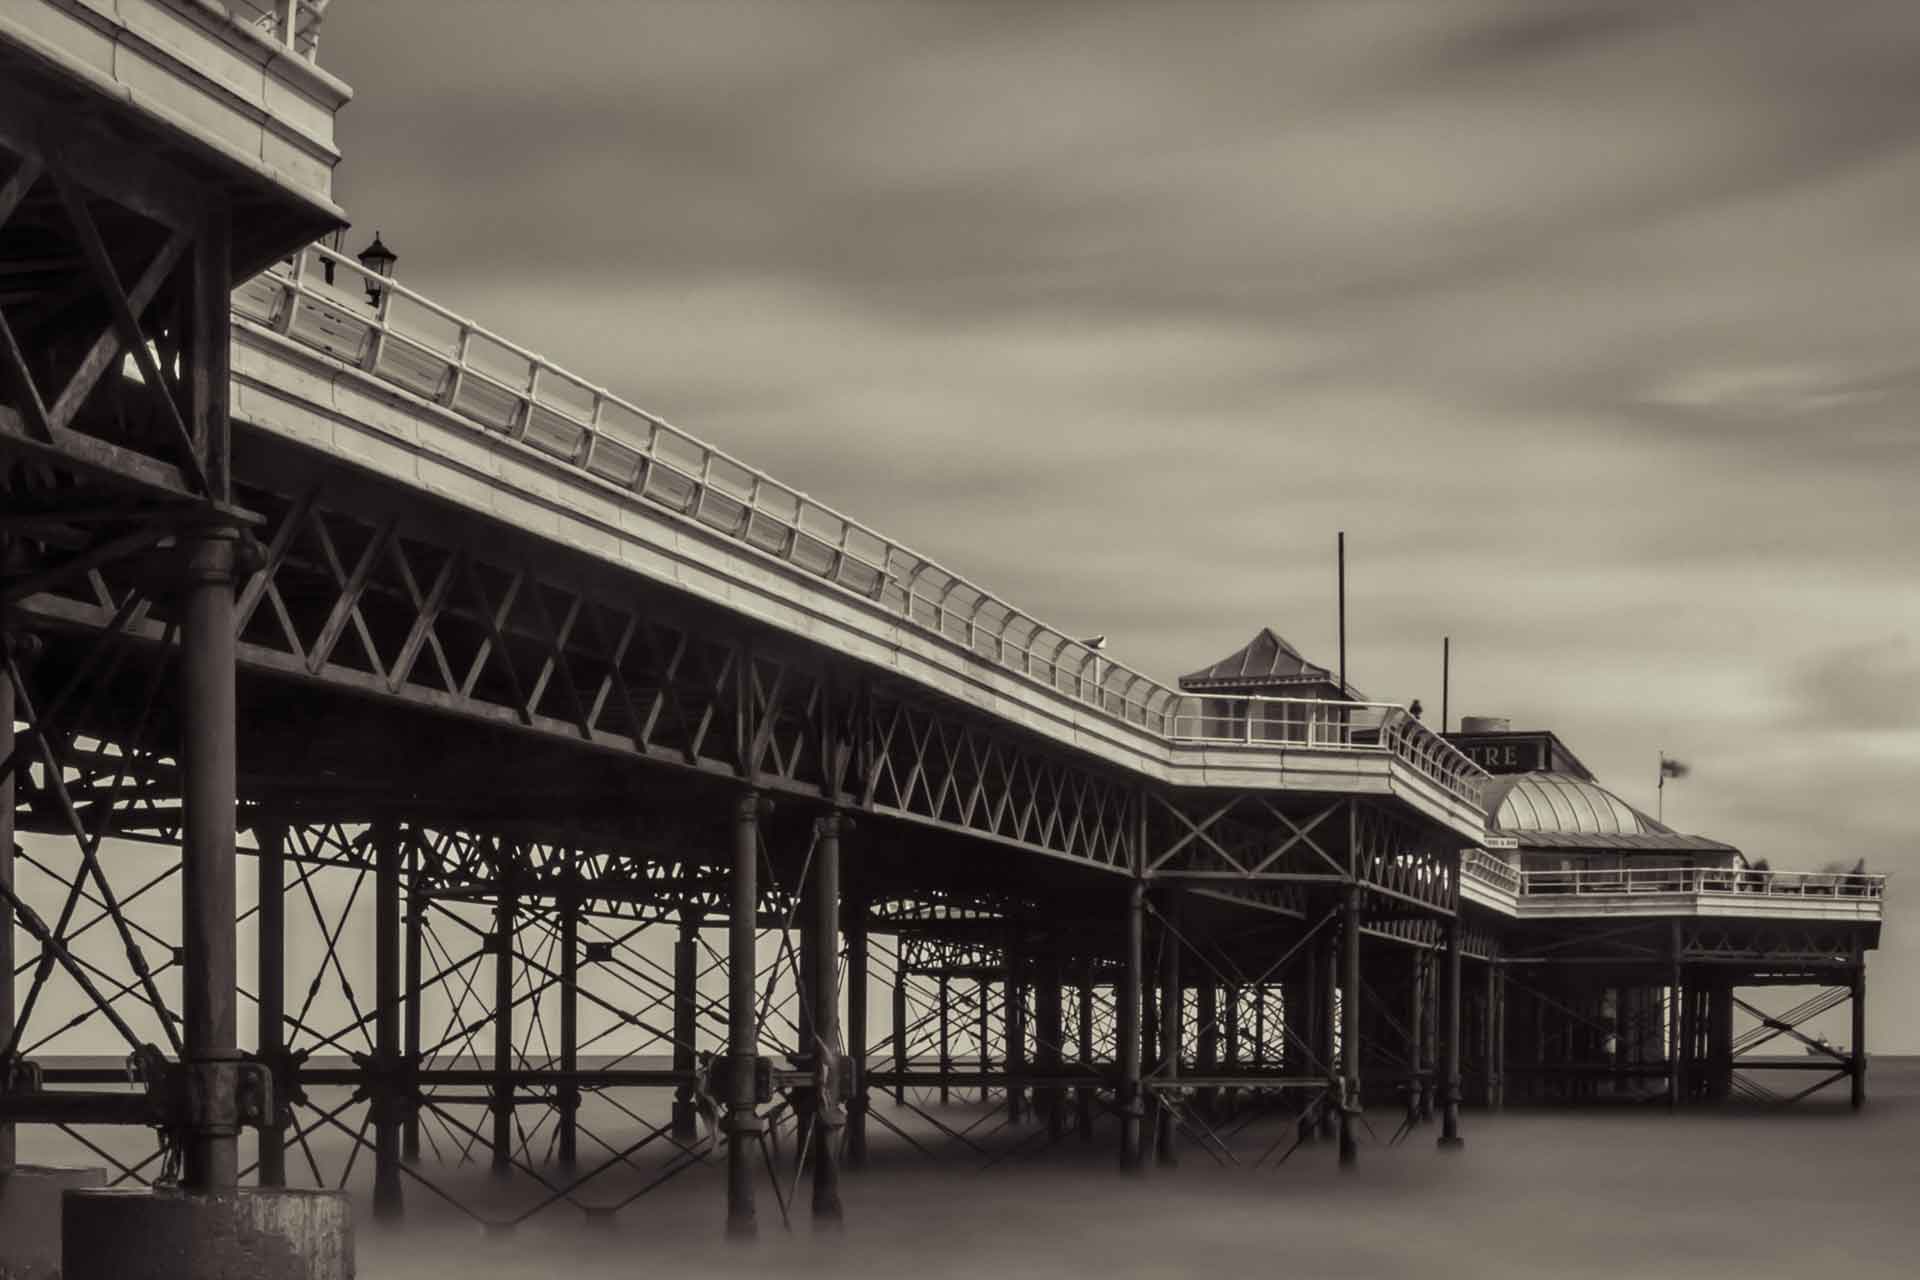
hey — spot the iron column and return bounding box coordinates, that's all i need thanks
[1410,950,1427,1123]
[1118,881,1143,1172]
[1038,946,1064,1143]
[373,820,403,1220]
[937,972,951,1107]
[179,522,240,1191]
[1077,966,1095,1140]
[1851,954,1867,1110]
[844,872,869,1170]
[2,647,18,1173]
[402,836,422,1162]
[1196,977,1218,1121]
[671,910,700,1143]
[1004,928,1026,1124]
[810,812,844,1221]
[1155,889,1180,1169]
[1483,957,1502,1111]
[1438,901,1463,1148]
[891,959,908,1105]
[1668,920,1684,1112]
[726,790,762,1239]
[490,886,515,1179]
[557,883,580,1170]
[976,971,989,1105]
[253,821,286,1187]
[1339,885,1361,1167]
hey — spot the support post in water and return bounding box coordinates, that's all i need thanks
[1156,888,1181,1169]
[845,868,870,1170]
[1339,884,1361,1168]
[1004,926,1026,1124]
[1118,880,1144,1172]
[726,790,764,1240]
[1439,897,1464,1149]
[810,811,845,1222]
[491,883,516,1179]
[373,819,403,1221]
[557,878,580,1170]
[1077,964,1096,1141]
[255,820,287,1187]
[403,835,423,1163]
[0,639,9,1176]
[1851,949,1867,1111]
[672,909,700,1144]
[179,519,241,1191]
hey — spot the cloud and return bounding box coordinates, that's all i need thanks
[312,0,1920,1043]
[1788,636,1920,733]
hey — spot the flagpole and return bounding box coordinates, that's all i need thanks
[1657,751,1664,823]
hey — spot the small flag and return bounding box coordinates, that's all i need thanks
[1660,755,1689,781]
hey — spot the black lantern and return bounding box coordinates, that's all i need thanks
[356,231,397,305]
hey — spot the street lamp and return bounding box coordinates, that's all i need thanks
[356,231,397,306]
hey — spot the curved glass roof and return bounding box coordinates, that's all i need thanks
[1484,771,1664,837]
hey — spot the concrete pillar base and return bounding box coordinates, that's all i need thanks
[1,1165,107,1280]
[62,1187,352,1280]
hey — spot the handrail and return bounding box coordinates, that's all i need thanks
[232,245,1491,813]
[226,1,331,60]
[1461,848,1521,893]
[1459,861,1888,900]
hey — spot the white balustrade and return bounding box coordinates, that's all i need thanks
[235,244,1491,810]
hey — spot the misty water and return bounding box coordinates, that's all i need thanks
[339,1060,1915,1278]
[20,1060,1915,1276]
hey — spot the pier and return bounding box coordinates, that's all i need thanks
[0,4,1886,1275]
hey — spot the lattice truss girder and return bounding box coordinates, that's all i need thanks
[10,463,1164,878]
[0,114,243,513]
[1144,793,1456,916]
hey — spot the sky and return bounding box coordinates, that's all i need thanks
[316,1,1920,1045]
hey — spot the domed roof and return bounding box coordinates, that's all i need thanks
[1484,771,1665,837]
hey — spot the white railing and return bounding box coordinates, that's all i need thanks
[225,0,330,60]
[1509,864,1886,900]
[1167,696,1488,806]
[1461,848,1522,894]
[232,244,1491,812]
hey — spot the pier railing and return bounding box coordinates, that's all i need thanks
[233,245,1489,810]
[226,0,331,60]
[1166,696,1488,806]
[1461,858,1886,901]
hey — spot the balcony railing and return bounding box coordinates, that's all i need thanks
[1461,848,1522,893]
[232,245,1490,812]
[1462,859,1887,901]
[1166,696,1488,807]
[226,0,330,60]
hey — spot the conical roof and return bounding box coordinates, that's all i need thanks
[1179,627,1358,697]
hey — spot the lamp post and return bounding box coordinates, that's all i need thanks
[357,231,397,306]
